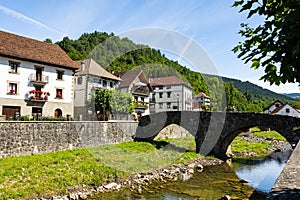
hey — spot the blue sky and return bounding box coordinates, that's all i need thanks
[0,0,298,93]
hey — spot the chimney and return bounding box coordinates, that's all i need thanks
[81,61,85,71]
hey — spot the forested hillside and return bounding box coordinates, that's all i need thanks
[51,31,297,112]
[203,74,294,102]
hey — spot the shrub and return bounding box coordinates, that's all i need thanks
[20,116,30,121]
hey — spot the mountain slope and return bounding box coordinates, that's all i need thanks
[54,31,295,104]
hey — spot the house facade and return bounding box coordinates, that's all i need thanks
[74,58,121,120]
[264,100,300,118]
[192,92,211,111]
[116,70,152,118]
[0,30,77,119]
[149,76,193,113]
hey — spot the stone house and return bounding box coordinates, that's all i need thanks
[149,76,193,113]
[0,30,78,119]
[74,58,121,120]
[264,100,300,118]
[115,70,152,118]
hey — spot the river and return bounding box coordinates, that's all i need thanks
[89,150,292,199]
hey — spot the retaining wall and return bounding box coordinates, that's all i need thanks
[0,121,138,158]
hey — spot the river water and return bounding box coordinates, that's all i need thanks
[89,150,292,199]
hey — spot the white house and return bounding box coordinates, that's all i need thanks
[74,58,121,120]
[0,30,78,119]
[193,92,211,111]
[149,76,193,113]
[115,70,152,118]
[264,100,300,118]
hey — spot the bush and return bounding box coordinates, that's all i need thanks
[20,116,30,121]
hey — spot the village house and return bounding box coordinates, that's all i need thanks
[264,100,300,118]
[192,92,211,111]
[0,30,78,119]
[149,76,193,113]
[74,58,121,120]
[115,70,152,118]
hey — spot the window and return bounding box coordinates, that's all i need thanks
[167,92,171,98]
[57,70,64,80]
[159,93,163,98]
[9,61,20,73]
[103,80,107,87]
[159,86,163,90]
[159,103,163,109]
[141,97,144,102]
[8,83,18,95]
[77,77,82,85]
[167,102,171,109]
[166,85,171,89]
[110,82,114,88]
[56,89,63,99]
[286,108,290,113]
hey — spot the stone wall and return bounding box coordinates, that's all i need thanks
[0,121,138,158]
[154,124,191,139]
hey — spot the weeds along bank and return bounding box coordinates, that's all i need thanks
[0,121,138,158]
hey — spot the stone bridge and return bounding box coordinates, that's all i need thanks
[135,111,300,160]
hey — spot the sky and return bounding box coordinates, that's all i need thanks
[0,0,298,94]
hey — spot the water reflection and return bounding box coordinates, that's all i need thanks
[89,150,292,199]
[233,150,292,193]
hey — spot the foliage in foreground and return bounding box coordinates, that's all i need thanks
[233,0,300,85]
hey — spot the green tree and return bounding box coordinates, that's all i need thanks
[87,89,134,120]
[244,91,253,102]
[44,38,53,44]
[232,0,300,85]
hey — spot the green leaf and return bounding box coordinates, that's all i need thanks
[251,59,260,69]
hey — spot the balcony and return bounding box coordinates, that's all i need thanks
[132,86,150,96]
[135,101,148,109]
[28,73,49,86]
[27,90,50,102]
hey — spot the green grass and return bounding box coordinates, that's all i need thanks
[231,136,270,155]
[0,136,198,199]
[231,128,287,156]
[252,130,287,141]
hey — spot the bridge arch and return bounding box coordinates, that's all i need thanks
[135,111,300,160]
[153,124,194,140]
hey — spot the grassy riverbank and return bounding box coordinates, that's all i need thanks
[0,137,198,199]
[231,127,288,157]
[0,129,288,199]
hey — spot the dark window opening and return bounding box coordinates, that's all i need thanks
[57,70,64,80]
[9,61,20,73]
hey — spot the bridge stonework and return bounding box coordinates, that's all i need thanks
[135,111,300,160]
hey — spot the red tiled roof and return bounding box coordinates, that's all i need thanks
[0,30,77,69]
[150,76,191,88]
[194,92,210,99]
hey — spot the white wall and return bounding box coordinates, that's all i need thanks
[151,84,192,112]
[0,56,74,117]
[276,104,300,118]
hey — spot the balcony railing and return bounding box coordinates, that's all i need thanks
[28,74,49,85]
[134,101,148,109]
[132,86,150,96]
[28,90,50,102]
